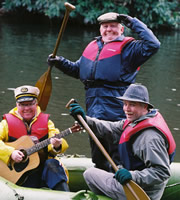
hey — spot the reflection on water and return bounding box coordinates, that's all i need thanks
[0,19,180,161]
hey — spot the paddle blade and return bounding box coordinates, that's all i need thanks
[35,66,52,111]
[124,181,150,200]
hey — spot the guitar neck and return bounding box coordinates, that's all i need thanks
[26,128,71,156]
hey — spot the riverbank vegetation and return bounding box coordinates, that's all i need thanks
[0,0,179,30]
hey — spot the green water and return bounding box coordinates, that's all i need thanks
[0,19,180,161]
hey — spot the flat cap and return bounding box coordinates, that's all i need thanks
[14,85,40,103]
[97,12,119,24]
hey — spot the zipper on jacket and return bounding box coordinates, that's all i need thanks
[91,40,104,79]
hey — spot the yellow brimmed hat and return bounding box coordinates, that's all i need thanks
[14,85,40,103]
[97,12,119,24]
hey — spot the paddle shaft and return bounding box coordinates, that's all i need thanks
[52,2,75,57]
[66,99,150,200]
[77,115,140,200]
[35,2,75,111]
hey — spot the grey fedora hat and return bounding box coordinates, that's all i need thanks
[117,84,154,108]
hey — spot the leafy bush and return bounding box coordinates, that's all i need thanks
[70,0,129,24]
[2,0,67,18]
[133,0,180,29]
[1,0,179,30]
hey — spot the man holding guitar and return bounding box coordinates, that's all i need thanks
[0,85,71,191]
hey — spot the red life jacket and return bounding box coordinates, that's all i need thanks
[80,37,139,121]
[80,37,139,83]
[82,37,135,61]
[4,113,49,142]
[119,111,176,170]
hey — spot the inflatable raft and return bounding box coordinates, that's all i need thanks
[0,156,180,200]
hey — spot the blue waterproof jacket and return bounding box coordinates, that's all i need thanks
[56,18,160,120]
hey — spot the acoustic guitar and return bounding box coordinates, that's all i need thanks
[0,128,72,184]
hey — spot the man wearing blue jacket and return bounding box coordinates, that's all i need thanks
[48,12,161,172]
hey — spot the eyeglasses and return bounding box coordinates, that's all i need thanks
[18,101,36,108]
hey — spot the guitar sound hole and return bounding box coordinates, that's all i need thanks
[14,158,29,172]
[20,149,27,161]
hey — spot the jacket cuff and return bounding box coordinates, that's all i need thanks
[52,144,62,153]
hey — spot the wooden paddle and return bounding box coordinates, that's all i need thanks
[66,99,150,200]
[35,2,76,111]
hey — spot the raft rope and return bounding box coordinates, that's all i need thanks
[5,182,24,200]
[165,182,180,188]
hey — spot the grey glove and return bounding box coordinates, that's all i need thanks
[47,54,64,68]
[118,14,133,28]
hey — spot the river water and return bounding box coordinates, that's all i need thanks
[0,18,180,161]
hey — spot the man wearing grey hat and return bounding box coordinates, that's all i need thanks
[47,12,161,172]
[0,85,71,191]
[69,83,176,200]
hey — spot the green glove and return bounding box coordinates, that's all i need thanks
[70,103,86,125]
[114,168,132,185]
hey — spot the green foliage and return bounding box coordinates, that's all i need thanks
[71,0,128,24]
[133,0,180,29]
[2,0,66,18]
[1,0,179,30]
